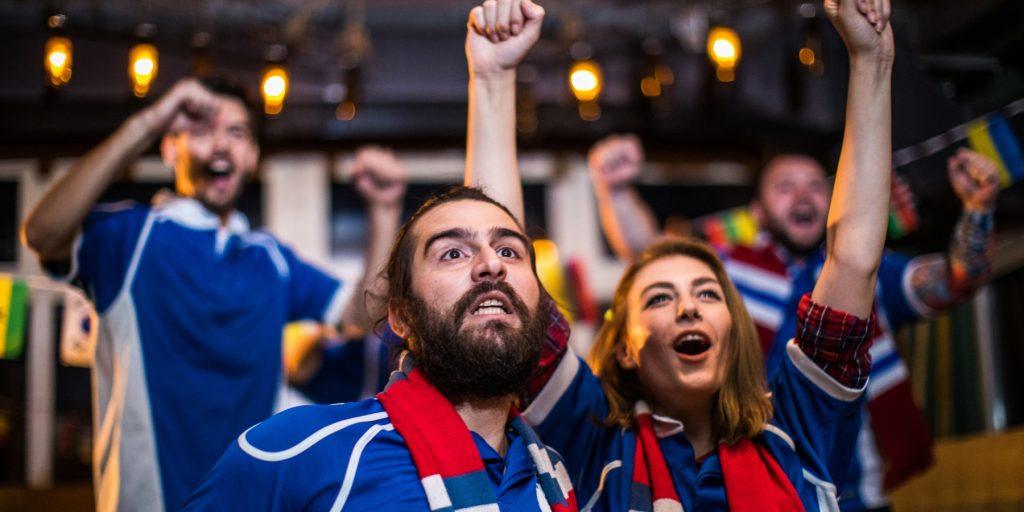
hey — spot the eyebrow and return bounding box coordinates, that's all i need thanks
[490,227,530,249]
[640,276,719,297]
[422,226,530,256]
[640,282,675,297]
[423,227,473,256]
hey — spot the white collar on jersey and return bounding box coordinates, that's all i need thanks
[651,413,686,438]
[155,196,250,235]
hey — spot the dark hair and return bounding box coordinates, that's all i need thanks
[197,75,260,137]
[379,186,536,330]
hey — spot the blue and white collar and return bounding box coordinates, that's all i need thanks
[155,196,250,235]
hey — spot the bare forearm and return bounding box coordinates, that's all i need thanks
[465,70,524,224]
[341,203,402,331]
[595,185,658,262]
[814,56,894,317]
[23,111,160,259]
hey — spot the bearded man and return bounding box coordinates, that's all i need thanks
[183,1,577,510]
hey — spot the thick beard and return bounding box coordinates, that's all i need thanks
[404,281,549,403]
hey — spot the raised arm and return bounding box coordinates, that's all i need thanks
[812,0,895,317]
[907,148,998,313]
[341,146,408,331]
[464,0,545,225]
[22,78,221,262]
[588,135,660,262]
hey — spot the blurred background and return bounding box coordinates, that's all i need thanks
[0,0,1022,510]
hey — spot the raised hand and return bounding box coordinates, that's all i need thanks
[588,134,645,190]
[466,0,545,77]
[948,147,1000,212]
[351,146,408,207]
[823,0,894,61]
[142,78,222,134]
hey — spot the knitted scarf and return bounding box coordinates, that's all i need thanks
[631,402,802,512]
[377,358,577,512]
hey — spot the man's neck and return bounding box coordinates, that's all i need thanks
[455,396,514,457]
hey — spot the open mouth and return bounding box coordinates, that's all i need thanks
[469,294,513,316]
[206,159,234,178]
[673,332,712,357]
[789,209,816,226]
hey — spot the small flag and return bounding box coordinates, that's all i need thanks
[0,274,29,360]
[696,207,759,251]
[887,173,920,239]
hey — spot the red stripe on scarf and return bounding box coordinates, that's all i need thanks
[633,414,681,504]
[377,369,483,478]
[720,438,803,512]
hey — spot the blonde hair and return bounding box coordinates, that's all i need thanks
[588,238,772,443]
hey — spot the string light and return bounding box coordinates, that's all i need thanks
[261,65,289,116]
[43,14,72,89]
[569,60,602,102]
[707,26,741,83]
[128,43,158,97]
[44,36,73,88]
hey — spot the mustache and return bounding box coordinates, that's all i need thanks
[451,281,530,322]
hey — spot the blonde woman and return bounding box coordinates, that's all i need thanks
[519,4,892,512]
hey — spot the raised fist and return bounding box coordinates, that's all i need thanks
[466,0,545,76]
[351,146,408,207]
[948,147,1000,212]
[149,78,223,134]
[823,0,894,61]
[588,134,645,190]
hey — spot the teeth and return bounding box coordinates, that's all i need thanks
[473,307,506,315]
[210,161,231,174]
[480,299,503,307]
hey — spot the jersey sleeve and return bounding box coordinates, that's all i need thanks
[523,350,612,485]
[877,250,935,329]
[181,437,287,511]
[277,242,350,325]
[768,295,872,486]
[44,202,150,312]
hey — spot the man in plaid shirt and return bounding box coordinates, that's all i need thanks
[588,140,1001,511]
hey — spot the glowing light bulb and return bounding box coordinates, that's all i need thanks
[569,60,603,102]
[44,36,73,88]
[261,66,289,115]
[129,43,159,97]
[706,26,741,82]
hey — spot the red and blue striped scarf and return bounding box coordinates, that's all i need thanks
[378,358,577,512]
[631,402,802,512]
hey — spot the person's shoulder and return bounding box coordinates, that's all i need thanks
[237,400,391,462]
[88,200,151,221]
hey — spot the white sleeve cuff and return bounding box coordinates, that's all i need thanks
[786,340,866,402]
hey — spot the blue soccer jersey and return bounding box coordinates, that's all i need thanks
[523,303,869,511]
[49,198,349,512]
[723,238,934,510]
[183,399,566,511]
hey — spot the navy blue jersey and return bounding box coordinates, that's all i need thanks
[48,198,348,511]
[723,236,933,509]
[184,399,565,511]
[523,339,865,511]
